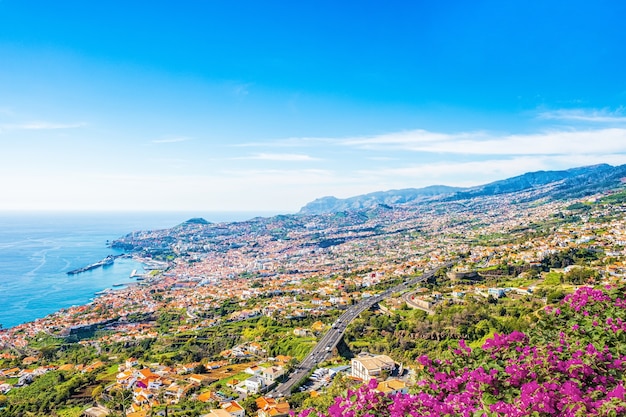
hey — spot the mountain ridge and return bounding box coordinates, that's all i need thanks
[298,163,626,215]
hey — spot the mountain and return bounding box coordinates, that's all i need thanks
[180,217,211,225]
[447,163,626,201]
[298,164,626,215]
[298,185,463,215]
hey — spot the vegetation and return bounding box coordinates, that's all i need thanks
[296,285,626,416]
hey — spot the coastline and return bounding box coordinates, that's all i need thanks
[0,255,166,352]
[0,211,270,336]
[0,245,149,330]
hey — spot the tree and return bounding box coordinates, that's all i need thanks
[91,385,104,402]
[193,363,207,374]
[242,395,258,415]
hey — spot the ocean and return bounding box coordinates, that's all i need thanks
[0,211,277,329]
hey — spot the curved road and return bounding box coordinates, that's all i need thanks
[268,262,451,398]
[402,290,435,314]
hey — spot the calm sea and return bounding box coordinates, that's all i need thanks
[0,211,277,329]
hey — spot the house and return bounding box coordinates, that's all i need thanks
[84,361,105,373]
[261,366,284,385]
[2,367,20,377]
[197,390,214,403]
[487,288,506,298]
[164,383,186,403]
[311,321,325,332]
[126,357,139,368]
[116,370,137,389]
[514,287,532,295]
[221,400,246,417]
[226,379,240,389]
[132,387,152,405]
[274,355,292,365]
[147,377,163,390]
[375,379,409,395]
[249,342,265,354]
[243,375,265,394]
[351,354,395,381]
[137,368,158,379]
[126,411,148,417]
[293,328,310,337]
[245,365,263,375]
[202,410,232,417]
[22,356,39,365]
[179,362,200,374]
[256,396,291,417]
[58,364,75,372]
[189,373,210,385]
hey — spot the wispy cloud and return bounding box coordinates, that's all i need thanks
[357,153,626,187]
[0,121,86,131]
[338,128,626,156]
[340,130,487,151]
[232,82,252,97]
[152,137,191,144]
[233,137,334,148]
[538,107,626,123]
[235,153,320,161]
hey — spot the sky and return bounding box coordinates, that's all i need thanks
[1,1,626,213]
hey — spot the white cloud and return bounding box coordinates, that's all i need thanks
[538,107,626,123]
[338,128,626,156]
[342,129,485,148]
[357,154,626,187]
[0,121,86,131]
[233,137,334,148]
[152,137,191,144]
[235,153,320,161]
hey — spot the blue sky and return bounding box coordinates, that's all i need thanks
[1,1,626,213]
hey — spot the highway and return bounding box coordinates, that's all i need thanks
[268,262,451,398]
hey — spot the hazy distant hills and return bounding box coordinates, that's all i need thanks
[299,185,464,215]
[299,164,626,215]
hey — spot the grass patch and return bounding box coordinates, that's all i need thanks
[57,406,84,417]
[494,277,538,288]
[349,341,371,349]
[542,272,563,286]
[96,363,119,382]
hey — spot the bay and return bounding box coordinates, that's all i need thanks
[0,211,277,329]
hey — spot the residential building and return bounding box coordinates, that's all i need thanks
[351,354,395,381]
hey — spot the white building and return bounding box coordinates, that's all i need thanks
[244,375,265,394]
[351,354,395,381]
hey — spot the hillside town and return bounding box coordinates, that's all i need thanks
[1,184,626,416]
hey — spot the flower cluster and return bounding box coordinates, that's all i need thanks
[294,285,626,416]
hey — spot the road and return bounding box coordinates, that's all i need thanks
[268,262,451,398]
[402,290,435,314]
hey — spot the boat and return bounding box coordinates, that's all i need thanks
[67,255,117,275]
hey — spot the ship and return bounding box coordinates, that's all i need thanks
[67,255,116,275]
